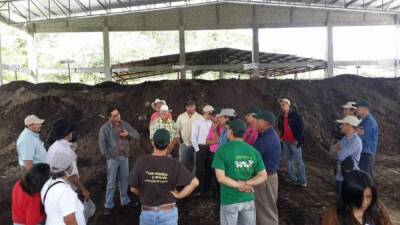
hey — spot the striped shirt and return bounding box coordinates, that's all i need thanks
[149,118,179,141]
[176,112,202,146]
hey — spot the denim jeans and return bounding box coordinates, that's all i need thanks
[220,201,256,225]
[179,143,196,173]
[359,153,374,178]
[283,142,307,184]
[140,207,178,225]
[105,156,131,209]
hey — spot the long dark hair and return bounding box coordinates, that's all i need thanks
[337,170,383,225]
[20,163,51,195]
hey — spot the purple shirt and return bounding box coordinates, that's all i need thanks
[243,126,259,146]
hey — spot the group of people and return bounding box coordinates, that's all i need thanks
[10,96,392,225]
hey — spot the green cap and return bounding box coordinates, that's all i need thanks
[227,119,247,137]
[246,106,261,116]
[255,111,276,126]
[356,100,371,110]
[153,129,170,147]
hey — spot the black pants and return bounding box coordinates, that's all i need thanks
[195,145,211,193]
[359,153,375,178]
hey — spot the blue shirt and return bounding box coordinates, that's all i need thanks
[336,133,362,181]
[218,128,229,149]
[359,113,379,155]
[16,128,47,166]
[253,128,281,173]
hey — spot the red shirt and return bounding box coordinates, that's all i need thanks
[12,181,45,225]
[282,115,296,143]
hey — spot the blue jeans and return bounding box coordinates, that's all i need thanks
[105,156,131,209]
[283,142,307,184]
[220,201,256,225]
[140,207,178,225]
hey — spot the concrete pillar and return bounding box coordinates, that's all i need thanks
[103,27,112,81]
[395,15,399,78]
[0,34,3,85]
[27,31,39,83]
[325,24,334,78]
[179,25,186,80]
[219,70,224,79]
[252,26,260,78]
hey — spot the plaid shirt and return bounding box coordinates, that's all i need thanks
[149,118,179,141]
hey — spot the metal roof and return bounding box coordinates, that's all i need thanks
[111,47,326,82]
[0,0,399,25]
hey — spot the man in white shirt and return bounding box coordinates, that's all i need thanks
[191,105,214,195]
[176,100,202,171]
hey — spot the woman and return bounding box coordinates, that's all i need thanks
[12,163,51,225]
[322,170,392,225]
[41,148,86,225]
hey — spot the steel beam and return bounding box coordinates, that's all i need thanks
[326,24,334,78]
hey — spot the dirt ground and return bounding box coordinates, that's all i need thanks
[0,75,399,225]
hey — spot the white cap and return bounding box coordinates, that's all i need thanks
[48,150,74,173]
[160,105,172,112]
[24,115,45,126]
[342,101,357,109]
[336,115,361,127]
[216,108,236,117]
[279,98,291,106]
[202,105,214,113]
[151,98,167,110]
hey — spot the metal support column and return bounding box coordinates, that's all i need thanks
[27,31,38,83]
[326,24,334,78]
[103,27,112,81]
[395,15,399,78]
[252,26,260,78]
[0,34,3,85]
[179,10,186,80]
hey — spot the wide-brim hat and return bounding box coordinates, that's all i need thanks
[151,98,167,110]
[51,118,76,141]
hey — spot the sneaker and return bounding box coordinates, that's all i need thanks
[103,208,112,215]
[294,182,307,188]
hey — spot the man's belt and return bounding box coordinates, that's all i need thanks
[141,203,176,211]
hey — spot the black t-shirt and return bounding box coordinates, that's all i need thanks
[128,155,194,207]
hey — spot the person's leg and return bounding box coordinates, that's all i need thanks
[105,158,119,209]
[158,207,178,225]
[291,144,307,185]
[254,174,279,225]
[203,150,212,193]
[119,156,132,206]
[359,153,374,178]
[237,201,256,225]
[179,144,192,171]
[195,145,210,193]
[139,210,158,225]
[220,204,240,225]
[283,142,296,182]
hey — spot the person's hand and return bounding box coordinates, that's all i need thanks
[119,130,129,137]
[170,190,181,199]
[81,189,91,201]
[237,181,254,193]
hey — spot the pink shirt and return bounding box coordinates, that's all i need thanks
[207,126,223,153]
[243,126,259,146]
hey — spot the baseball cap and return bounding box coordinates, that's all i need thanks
[227,119,247,137]
[336,115,361,127]
[153,129,171,147]
[160,105,172,112]
[202,105,214,113]
[279,98,291,106]
[342,101,357,109]
[255,111,276,126]
[216,108,236,117]
[24,115,45,126]
[246,106,261,116]
[356,100,371,110]
[48,150,74,173]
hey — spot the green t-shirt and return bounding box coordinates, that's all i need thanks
[212,140,266,205]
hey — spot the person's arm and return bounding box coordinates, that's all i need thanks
[98,126,109,158]
[215,169,253,193]
[243,170,268,187]
[63,213,78,225]
[19,139,35,171]
[67,175,90,200]
[130,187,140,195]
[321,207,339,225]
[23,160,33,172]
[126,123,140,140]
[191,122,200,152]
[170,177,199,199]
[167,137,178,154]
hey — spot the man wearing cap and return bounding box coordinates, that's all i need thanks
[16,115,47,173]
[149,98,172,127]
[278,98,307,187]
[99,108,141,215]
[331,101,358,140]
[215,108,237,149]
[253,111,281,225]
[212,119,267,225]
[356,100,379,177]
[331,115,362,194]
[176,100,202,171]
[149,105,179,154]
[128,129,199,225]
[191,105,214,195]
[243,107,260,146]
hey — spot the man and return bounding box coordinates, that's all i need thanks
[99,108,140,215]
[356,100,379,177]
[149,98,172,127]
[150,105,179,154]
[243,107,260,146]
[253,111,281,225]
[331,101,358,140]
[277,98,307,187]
[16,115,47,173]
[212,119,268,225]
[331,115,362,194]
[129,129,199,225]
[176,100,202,171]
[215,108,237,149]
[191,105,214,195]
